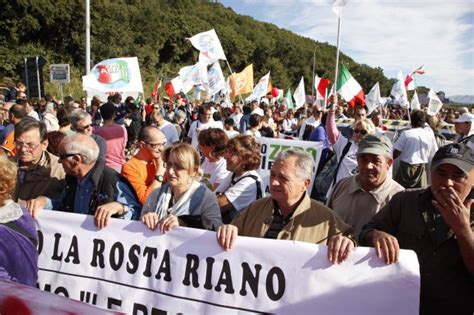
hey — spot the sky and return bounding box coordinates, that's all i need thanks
[220,0,474,97]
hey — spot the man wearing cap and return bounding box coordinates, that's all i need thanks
[360,143,474,315]
[327,135,404,239]
[454,112,474,149]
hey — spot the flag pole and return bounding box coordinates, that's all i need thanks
[224,60,244,104]
[332,7,342,110]
[311,48,316,98]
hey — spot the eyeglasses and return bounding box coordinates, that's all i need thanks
[353,129,367,135]
[75,124,92,131]
[165,162,185,171]
[58,153,79,162]
[145,141,167,149]
[14,141,41,151]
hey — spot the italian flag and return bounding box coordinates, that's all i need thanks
[336,64,365,108]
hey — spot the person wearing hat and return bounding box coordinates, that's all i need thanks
[327,135,404,239]
[454,112,474,148]
[360,142,474,315]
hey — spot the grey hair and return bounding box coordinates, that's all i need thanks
[45,102,56,113]
[68,109,91,128]
[63,136,99,164]
[275,149,314,181]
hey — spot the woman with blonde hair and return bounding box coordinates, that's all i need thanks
[141,143,222,232]
[0,155,38,286]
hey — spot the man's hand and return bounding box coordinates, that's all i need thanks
[94,202,124,229]
[216,224,238,251]
[327,235,354,264]
[432,186,473,235]
[141,213,159,230]
[25,197,48,219]
[369,230,400,264]
[158,214,179,234]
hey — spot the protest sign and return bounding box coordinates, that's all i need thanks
[36,211,420,314]
[256,137,323,195]
[82,57,144,102]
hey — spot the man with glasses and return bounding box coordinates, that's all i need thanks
[187,104,221,148]
[12,117,65,203]
[360,143,474,315]
[121,126,167,205]
[25,134,140,228]
[69,109,106,161]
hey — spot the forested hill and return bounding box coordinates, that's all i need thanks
[0,0,394,97]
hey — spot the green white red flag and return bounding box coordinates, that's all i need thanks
[336,64,365,108]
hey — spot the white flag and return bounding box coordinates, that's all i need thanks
[188,29,227,65]
[170,76,183,94]
[205,62,226,96]
[365,82,382,115]
[246,72,270,102]
[427,89,443,115]
[293,77,306,109]
[390,71,409,107]
[178,62,208,94]
[410,91,421,111]
[332,0,347,17]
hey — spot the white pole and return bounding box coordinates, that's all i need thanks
[85,0,91,75]
[311,48,316,98]
[333,8,342,110]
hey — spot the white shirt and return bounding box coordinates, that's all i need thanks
[216,170,262,212]
[225,130,240,139]
[159,120,179,147]
[393,127,438,164]
[187,119,222,148]
[244,129,261,138]
[201,158,230,189]
[230,112,243,128]
[28,110,40,120]
[252,108,264,116]
[298,116,321,139]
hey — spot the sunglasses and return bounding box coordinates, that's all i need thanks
[353,129,367,135]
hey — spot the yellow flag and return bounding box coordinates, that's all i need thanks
[230,64,253,100]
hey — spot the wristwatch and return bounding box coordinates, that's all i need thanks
[155,174,164,182]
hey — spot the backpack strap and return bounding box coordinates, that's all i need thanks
[231,173,262,200]
[332,138,352,186]
[0,221,38,247]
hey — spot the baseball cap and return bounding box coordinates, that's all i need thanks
[431,143,473,174]
[454,113,474,124]
[357,135,392,157]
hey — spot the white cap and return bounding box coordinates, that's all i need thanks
[454,112,474,124]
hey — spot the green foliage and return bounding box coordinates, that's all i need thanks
[0,0,394,99]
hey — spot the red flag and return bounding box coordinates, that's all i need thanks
[165,81,175,98]
[404,75,415,91]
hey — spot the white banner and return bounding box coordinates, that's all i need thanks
[246,71,270,102]
[205,62,226,97]
[36,211,420,314]
[82,57,144,96]
[427,89,443,115]
[179,62,208,94]
[188,29,227,65]
[293,76,306,109]
[256,137,323,195]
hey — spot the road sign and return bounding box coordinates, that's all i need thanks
[50,64,70,84]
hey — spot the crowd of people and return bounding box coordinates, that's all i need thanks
[0,86,473,314]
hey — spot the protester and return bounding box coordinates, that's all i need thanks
[141,143,222,232]
[360,142,474,315]
[216,150,355,265]
[187,104,221,148]
[223,118,239,139]
[327,135,404,238]
[198,128,230,191]
[453,112,474,147]
[42,102,59,132]
[1,103,26,156]
[25,134,140,228]
[69,109,106,161]
[393,110,438,188]
[281,109,298,136]
[121,126,167,205]
[13,117,65,203]
[150,110,179,147]
[124,97,143,148]
[243,113,262,137]
[298,104,322,139]
[216,135,263,223]
[0,155,38,286]
[94,102,127,173]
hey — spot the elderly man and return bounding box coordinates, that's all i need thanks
[454,112,473,149]
[25,134,141,228]
[327,135,404,239]
[149,110,179,147]
[68,109,106,160]
[298,104,322,140]
[12,117,65,202]
[360,143,474,315]
[217,150,355,264]
[121,126,167,205]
